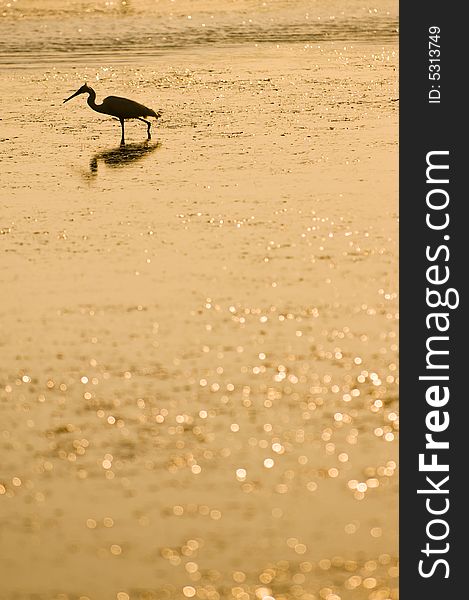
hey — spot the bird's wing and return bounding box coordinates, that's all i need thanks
[102,96,157,118]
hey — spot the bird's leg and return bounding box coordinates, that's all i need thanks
[137,118,152,140]
[119,118,125,146]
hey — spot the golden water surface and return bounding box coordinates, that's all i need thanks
[0,1,398,599]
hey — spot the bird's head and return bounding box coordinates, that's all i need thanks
[63,83,92,103]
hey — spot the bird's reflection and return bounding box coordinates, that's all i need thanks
[89,141,160,175]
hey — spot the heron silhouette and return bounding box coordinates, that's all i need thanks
[63,84,161,145]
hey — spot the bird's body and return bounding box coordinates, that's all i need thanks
[92,95,159,120]
[64,84,161,145]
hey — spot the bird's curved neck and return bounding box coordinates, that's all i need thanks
[86,88,103,113]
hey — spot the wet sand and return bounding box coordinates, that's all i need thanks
[0,2,398,599]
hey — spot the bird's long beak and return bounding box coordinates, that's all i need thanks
[63,89,82,103]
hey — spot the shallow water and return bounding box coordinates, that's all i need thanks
[0,2,398,599]
[0,0,398,65]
